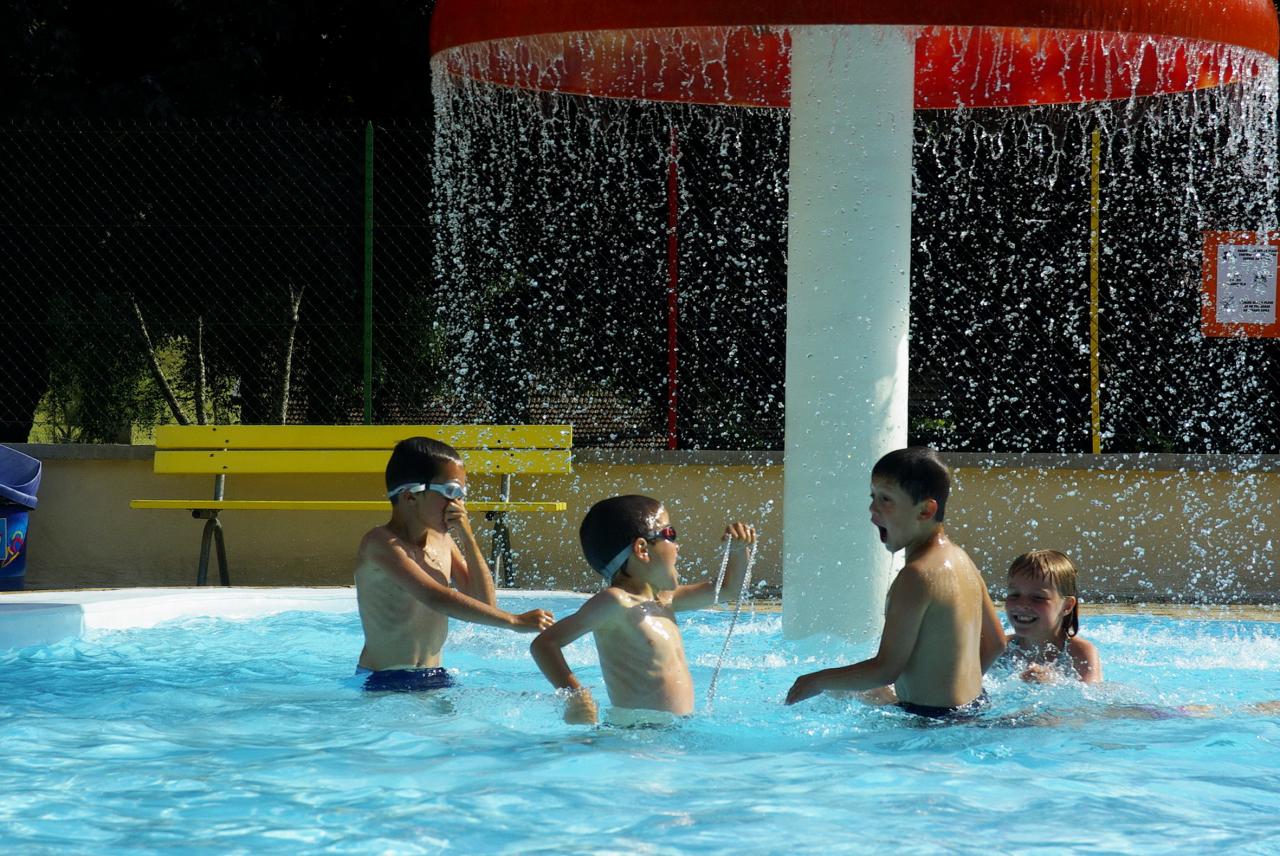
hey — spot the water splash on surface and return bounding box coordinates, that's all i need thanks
[705,537,759,710]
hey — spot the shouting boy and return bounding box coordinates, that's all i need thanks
[786,447,1004,718]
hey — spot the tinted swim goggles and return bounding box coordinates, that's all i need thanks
[387,481,468,501]
[598,527,678,581]
[645,526,678,543]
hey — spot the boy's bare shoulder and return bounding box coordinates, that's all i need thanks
[576,586,632,616]
[583,586,628,605]
[355,527,415,583]
[560,586,631,632]
[907,541,978,575]
[898,551,955,584]
[894,560,931,584]
[886,563,933,608]
[358,524,398,556]
[897,542,982,605]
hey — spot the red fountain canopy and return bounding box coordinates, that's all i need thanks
[430,0,1280,109]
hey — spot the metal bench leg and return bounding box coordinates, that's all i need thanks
[213,517,230,586]
[491,473,515,587]
[197,515,216,586]
[194,473,230,587]
[195,509,231,587]
[490,512,513,588]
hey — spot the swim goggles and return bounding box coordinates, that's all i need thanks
[645,526,678,543]
[598,527,678,581]
[387,481,469,501]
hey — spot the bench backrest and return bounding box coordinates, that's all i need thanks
[151,425,573,476]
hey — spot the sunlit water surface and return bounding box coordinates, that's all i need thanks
[2,593,1277,853]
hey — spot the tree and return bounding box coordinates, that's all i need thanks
[0,0,436,441]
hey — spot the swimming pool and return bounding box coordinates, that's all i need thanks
[1,590,1277,853]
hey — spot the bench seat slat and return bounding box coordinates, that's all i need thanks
[131,499,566,513]
[153,449,572,475]
[154,424,572,451]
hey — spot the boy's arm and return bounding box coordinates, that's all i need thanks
[530,592,623,724]
[785,567,929,704]
[445,501,496,606]
[979,580,1007,673]
[365,532,552,632]
[670,522,756,613]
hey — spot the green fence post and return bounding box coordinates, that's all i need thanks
[363,121,374,425]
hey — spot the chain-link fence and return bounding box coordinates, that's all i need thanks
[3,90,1278,453]
[0,111,791,450]
[0,119,431,442]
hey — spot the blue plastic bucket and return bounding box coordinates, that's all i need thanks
[0,507,29,590]
[0,445,41,591]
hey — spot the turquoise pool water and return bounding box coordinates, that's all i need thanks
[2,593,1277,853]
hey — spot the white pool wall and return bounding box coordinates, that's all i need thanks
[0,587,354,650]
[0,588,581,651]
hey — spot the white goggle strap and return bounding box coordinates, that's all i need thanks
[387,483,426,499]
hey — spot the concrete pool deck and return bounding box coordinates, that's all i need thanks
[1,586,1274,651]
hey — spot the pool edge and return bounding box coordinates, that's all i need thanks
[0,587,587,650]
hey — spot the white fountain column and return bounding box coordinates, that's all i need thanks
[782,26,914,642]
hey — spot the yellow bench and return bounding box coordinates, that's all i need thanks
[131,424,572,586]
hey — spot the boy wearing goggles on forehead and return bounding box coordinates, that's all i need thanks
[353,437,555,692]
[531,494,756,724]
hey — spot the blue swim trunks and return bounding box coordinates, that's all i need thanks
[897,690,989,721]
[357,666,455,693]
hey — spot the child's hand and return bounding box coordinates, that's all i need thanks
[858,685,899,706]
[785,672,823,705]
[1020,663,1059,684]
[563,688,599,725]
[723,522,756,551]
[444,501,473,534]
[512,609,556,633]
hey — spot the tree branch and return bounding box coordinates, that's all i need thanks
[279,284,305,425]
[194,315,207,425]
[129,293,189,426]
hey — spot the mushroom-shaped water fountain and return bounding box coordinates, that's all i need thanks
[430,1,1279,641]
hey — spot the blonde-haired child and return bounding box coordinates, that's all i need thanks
[999,549,1102,684]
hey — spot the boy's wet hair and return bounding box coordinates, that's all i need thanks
[1009,549,1081,638]
[385,436,464,499]
[871,447,951,522]
[579,495,664,578]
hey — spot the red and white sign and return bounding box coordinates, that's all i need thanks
[1202,231,1280,338]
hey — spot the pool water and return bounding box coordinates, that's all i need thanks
[2,593,1278,853]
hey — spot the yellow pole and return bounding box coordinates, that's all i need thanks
[1089,129,1102,454]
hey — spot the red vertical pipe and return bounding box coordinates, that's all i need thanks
[666,125,680,450]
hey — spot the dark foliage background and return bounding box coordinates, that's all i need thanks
[2,2,1276,453]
